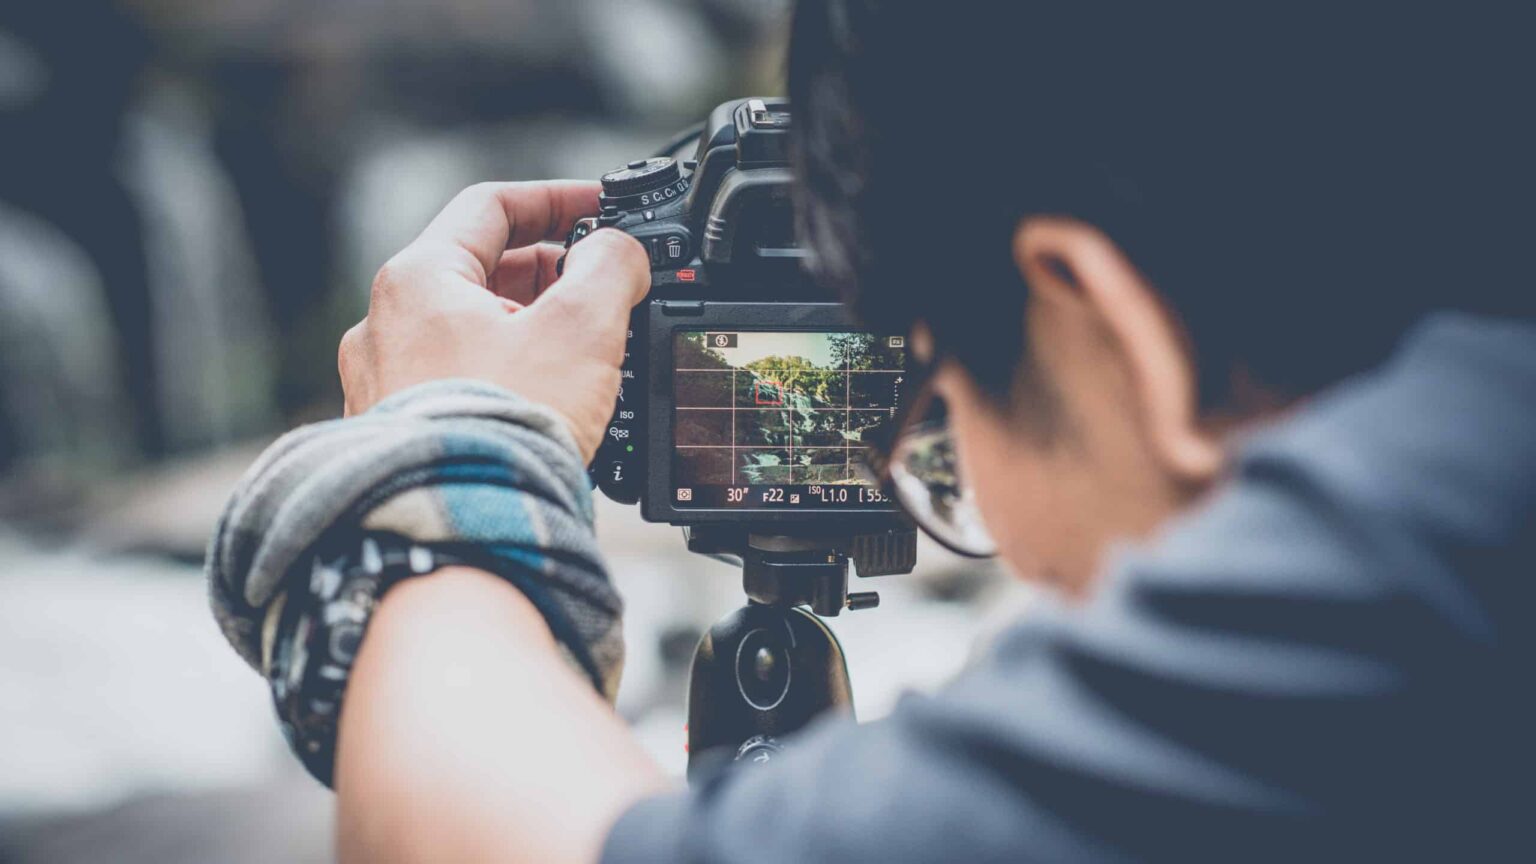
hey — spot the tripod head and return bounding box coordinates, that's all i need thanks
[681,526,915,781]
[686,525,916,611]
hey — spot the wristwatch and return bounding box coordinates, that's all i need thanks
[265,532,450,786]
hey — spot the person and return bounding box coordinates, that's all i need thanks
[207,3,1533,862]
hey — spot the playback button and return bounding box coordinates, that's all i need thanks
[604,420,636,449]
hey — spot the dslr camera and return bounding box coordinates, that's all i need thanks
[564,99,918,775]
[563,98,917,594]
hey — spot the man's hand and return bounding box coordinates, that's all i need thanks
[338,181,649,461]
[331,184,664,864]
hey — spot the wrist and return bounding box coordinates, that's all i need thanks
[368,566,560,658]
[267,537,587,787]
[336,572,659,864]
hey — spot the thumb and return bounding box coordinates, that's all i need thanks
[539,229,651,328]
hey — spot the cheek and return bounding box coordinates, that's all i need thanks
[948,409,1062,579]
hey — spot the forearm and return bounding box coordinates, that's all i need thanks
[336,566,667,864]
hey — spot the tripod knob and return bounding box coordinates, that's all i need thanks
[846,591,880,611]
[738,631,791,710]
[735,734,784,766]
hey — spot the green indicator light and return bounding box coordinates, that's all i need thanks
[626,444,634,452]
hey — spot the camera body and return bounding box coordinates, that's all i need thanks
[564,98,914,571]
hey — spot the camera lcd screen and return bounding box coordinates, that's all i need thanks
[672,330,906,510]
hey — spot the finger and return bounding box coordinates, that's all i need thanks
[409,181,601,285]
[487,243,566,305]
[535,229,650,327]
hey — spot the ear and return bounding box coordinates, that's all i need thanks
[1012,217,1224,483]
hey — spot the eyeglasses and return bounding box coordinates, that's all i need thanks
[861,368,998,558]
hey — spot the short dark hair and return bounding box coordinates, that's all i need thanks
[788,2,1532,411]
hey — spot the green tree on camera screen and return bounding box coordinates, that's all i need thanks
[673,331,904,502]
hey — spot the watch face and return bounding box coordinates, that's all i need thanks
[269,536,408,787]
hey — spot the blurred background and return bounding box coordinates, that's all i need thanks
[0,2,1024,861]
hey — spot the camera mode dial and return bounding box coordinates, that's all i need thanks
[600,158,690,210]
[601,157,679,197]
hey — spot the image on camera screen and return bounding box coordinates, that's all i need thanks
[672,330,906,509]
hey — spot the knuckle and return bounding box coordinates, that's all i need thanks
[339,319,366,349]
[459,180,502,202]
[370,255,409,303]
[463,180,494,195]
[337,321,366,374]
[451,181,515,217]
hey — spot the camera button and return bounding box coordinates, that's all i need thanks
[606,421,635,447]
[608,470,640,504]
[595,442,641,503]
[646,232,689,267]
[662,233,688,262]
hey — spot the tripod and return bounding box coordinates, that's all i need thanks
[682,527,911,782]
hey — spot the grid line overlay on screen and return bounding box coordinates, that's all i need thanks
[732,368,736,482]
[674,331,902,491]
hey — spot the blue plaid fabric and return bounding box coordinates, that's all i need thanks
[206,379,625,707]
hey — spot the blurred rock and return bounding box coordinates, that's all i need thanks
[120,90,277,454]
[78,443,271,561]
[0,535,292,817]
[0,204,131,511]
